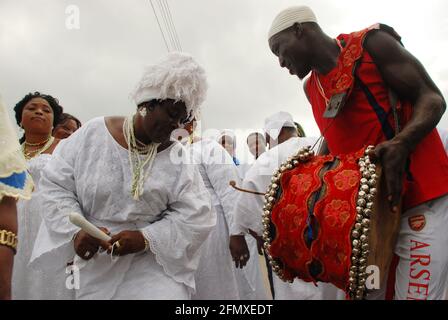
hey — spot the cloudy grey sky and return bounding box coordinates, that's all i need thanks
[1,0,447,156]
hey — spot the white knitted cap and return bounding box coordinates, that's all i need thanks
[131,52,208,121]
[268,5,317,40]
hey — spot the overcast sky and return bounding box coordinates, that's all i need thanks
[1,0,447,157]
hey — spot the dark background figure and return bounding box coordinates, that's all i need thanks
[294,121,306,137]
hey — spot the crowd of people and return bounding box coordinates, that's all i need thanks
[1,5,447,300]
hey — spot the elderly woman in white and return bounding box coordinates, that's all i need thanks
[29,53,216,300]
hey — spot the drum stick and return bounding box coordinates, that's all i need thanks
[69,212,111,242]
[229,180,265,196]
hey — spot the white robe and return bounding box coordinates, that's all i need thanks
[234,159,270,300]
[189,139,240,300]
[230,137,346,300]
[12,154,73,300]
[438,128,448,299]
[29,117,215,300]
[438,128,447,153]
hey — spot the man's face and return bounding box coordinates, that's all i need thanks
[247,134,266,158]
[220,135,235,157]
[269,27,312,80]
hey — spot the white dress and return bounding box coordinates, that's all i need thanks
[29,117,215,300]
[12,154,74,300]
[189,139,240,300]
[230,137,346,300]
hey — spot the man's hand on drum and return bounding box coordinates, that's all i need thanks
[229,235,250,269]
[73,227,110,260]
[106,231,147,256]
[369,139,410,213]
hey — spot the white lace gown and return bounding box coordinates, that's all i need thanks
[12,154,74,300]
[189,139,240,300]
[230,137,346,300]
[29,117,215,300]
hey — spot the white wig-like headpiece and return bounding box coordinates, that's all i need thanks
[131,52,208,121]
[268,5,317,40]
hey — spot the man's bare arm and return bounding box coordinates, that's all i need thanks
[364,30,446,210]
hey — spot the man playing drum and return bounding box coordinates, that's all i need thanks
[267,5,448,300]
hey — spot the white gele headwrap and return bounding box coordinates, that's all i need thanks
[268,5,317,40]
[263,111,296,141]
[131,52,208,121]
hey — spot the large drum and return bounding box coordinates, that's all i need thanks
[262,145,400,300]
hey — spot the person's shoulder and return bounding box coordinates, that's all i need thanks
[76,116,106,133]
[198,138,230,157]
[46,138,61,155]
[55,117,105,150]
[297,136,318,148]
[363,24,404,61]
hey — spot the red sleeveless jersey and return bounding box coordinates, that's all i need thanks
[305,24,448,210]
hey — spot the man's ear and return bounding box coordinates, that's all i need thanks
[292,22,303,39]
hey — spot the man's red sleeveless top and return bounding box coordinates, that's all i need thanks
[305,24,448,210]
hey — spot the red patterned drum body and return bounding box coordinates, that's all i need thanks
[262,146,400,300]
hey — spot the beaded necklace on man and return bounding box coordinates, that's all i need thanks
[122,115,160,200]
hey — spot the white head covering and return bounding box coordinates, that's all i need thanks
[131,52,208,121]
[216,129,237,146]
[263,111,296,140]
[268,5,317,40]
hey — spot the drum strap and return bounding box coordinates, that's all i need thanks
[388,88,401,136]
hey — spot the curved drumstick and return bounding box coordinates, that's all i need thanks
[69,212,111,242]
[229,180,265,196]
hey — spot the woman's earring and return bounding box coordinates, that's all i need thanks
[139,108,147,117]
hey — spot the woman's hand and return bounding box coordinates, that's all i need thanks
[73,227,110,260]
[107,231,146,256]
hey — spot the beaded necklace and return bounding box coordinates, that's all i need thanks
[122,115,160,200]
[21,136,55,161]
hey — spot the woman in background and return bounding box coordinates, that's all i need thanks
[11,92,72,299]
[53,113,81,140]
